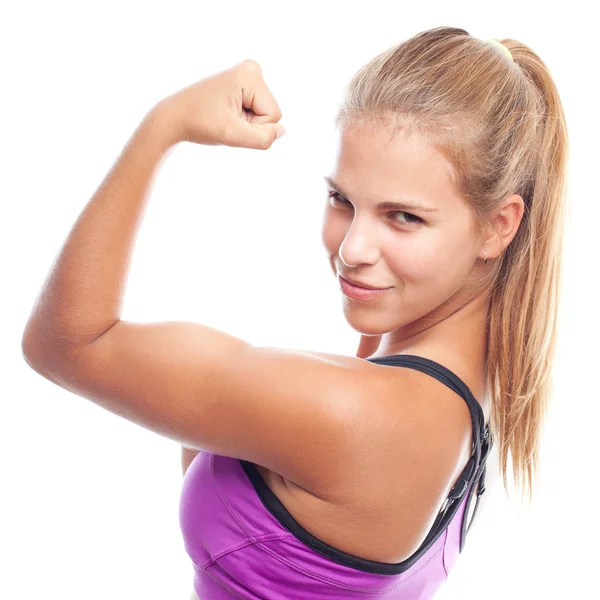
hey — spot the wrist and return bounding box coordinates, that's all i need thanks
[146,97,185,149]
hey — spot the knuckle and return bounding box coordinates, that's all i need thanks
[241,58,262,72]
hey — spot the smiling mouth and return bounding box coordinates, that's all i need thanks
[339,275,391,291]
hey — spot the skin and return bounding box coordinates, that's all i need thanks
[321,122,525,369]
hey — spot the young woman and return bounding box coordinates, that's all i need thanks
[22,26,568,600]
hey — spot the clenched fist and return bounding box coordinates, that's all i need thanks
[156,59,285,149]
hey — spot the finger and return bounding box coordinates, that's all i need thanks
[230,120,283,149]
[242,86,282,125]
[239,68,283,124]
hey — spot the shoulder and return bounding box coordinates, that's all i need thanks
[282,353,476,517]
[346,361,475,491]
[285,359,476,559]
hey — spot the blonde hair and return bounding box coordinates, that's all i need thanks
[335,26,570,504]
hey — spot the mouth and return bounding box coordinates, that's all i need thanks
[338,275,393,301]
[338,275,391,291]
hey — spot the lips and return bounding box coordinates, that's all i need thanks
[339,275,390,291]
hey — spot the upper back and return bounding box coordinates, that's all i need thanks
[179,352,493,599]
[261,351,490,560]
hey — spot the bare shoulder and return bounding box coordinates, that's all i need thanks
[344,358,476,496]
[259,354,479,562]
[281,348,478,507]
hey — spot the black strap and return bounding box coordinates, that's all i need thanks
[366,354,492,551]
[459,424,492,551]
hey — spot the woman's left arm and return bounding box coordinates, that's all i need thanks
[21,59,283,361]
[21,102,179,360]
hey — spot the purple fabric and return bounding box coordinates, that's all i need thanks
[179,451,471,599]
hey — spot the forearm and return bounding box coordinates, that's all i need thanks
[22,102,180,358]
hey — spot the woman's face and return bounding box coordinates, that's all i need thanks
[321,122,486,353]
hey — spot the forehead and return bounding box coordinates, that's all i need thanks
[330,123,462,210]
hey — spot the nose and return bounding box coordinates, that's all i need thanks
[338,220,381,267]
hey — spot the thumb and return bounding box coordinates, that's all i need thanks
[235,120,285,149]
[261,123,286,146]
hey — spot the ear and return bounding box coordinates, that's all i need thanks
[483,193,525,259]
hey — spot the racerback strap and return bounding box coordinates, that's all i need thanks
[366,353,493,552]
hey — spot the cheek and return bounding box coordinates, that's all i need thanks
[387,237,440,280]
[320,210,346,254]
[403,234,472,289]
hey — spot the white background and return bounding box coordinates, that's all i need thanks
[3,1,597,599]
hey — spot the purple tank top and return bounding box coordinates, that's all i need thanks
[179,354,492,599]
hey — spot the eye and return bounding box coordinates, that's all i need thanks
[327,191,424,228]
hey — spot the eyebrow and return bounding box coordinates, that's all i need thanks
[323,176,440,213]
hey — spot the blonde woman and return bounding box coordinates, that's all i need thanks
[22,26,568,600]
